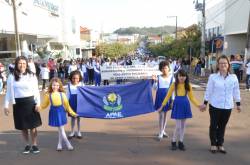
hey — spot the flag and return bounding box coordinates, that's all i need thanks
[77,80,155,119]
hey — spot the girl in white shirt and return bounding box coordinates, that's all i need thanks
[4,56,41,154]
[67,70,84,139]
[153,61,174,140]
[201,55,241,154]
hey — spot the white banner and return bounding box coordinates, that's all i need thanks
[101,65,161,80]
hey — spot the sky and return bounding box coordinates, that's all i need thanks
[78,0,222,33]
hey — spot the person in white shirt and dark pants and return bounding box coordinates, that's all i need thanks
[201,55,241,154]
[3,56,42,154]
[245,58,250,91]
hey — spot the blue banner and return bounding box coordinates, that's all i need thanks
[77,80,155,119]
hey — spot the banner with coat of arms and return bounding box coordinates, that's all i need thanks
[76,80,155,119]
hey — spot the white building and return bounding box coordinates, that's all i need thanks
[0,0,81,59]
[205,0,250,57]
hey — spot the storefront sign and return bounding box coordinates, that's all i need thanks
[33,0,59,15]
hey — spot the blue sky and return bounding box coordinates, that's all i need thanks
[78,0,221,33]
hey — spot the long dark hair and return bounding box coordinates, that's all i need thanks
[175,69,190,95]
[14,56,33,81]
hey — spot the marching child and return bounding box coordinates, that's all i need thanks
[157,69,202,151]
[153,61,174,140]
[40,77,77,151]
[67,70,84,139]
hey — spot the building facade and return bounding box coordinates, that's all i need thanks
[0,0,81,59]
[205,0,250,58]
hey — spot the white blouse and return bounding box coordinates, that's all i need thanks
[153,75,175,89]
[66,82,84,99]
[4,74,40,108]
[204,73,241,109]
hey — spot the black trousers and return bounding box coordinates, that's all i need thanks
[209,105,231,146]
[103,80,109,85]
[87,69,94,85]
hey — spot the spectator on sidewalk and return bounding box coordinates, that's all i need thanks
[245,58,250,91]
[47,58,56,81]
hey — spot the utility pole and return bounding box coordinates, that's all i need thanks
[201,0,206,58]
[195,0,206,58]
[11,0,21,57]
[175,16,177,39]
[167,16,177,39]
[245,9,250,63]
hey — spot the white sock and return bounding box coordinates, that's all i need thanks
[162,112,168,134]
[77,117,81,136]
[172,120,181,142]
[57,128,62,149]
[70,117,76,135]
[179,119,186,142]
[59,126,73,149]
[158,112,164,136]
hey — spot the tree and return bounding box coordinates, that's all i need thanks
[147,24,201,59]
[95,42,137,58]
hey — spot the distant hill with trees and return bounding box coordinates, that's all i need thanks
[113,26,182,35]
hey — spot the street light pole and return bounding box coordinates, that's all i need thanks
[201,0,206,58]
[11,0,21,57]
[245,8,250,63]
[167,16,177,39]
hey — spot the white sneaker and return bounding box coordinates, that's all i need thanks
[158,133,163,141]
[76,132,82,139]
[67,145,74,151]
[163,132,169,138]
[68,132,75,139]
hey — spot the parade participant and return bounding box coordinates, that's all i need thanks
[158,69,202,151]
[87,58,95,85]
[245,58,250,91]
[80,59,88,84]
[153,61,174,140]
[40,77,77,151]
[67,70,84,139]
[4,56,42,154]
[103,58,110,86]
[201,55,241,154]
[94,59,101,86]
[68,60,78,75]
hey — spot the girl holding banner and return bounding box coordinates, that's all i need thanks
[157,69,203,151]
[153,61,174,141]
[67,71,84,139]
[40,78,77,151]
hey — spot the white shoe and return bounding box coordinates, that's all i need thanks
[67,145,74,151]
[76,132,82,139]
[158,133,163,141]
[163,132,169,138]
[68,132,75,139]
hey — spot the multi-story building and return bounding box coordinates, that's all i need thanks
[205,0,250,58]
[0,0,81,59]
